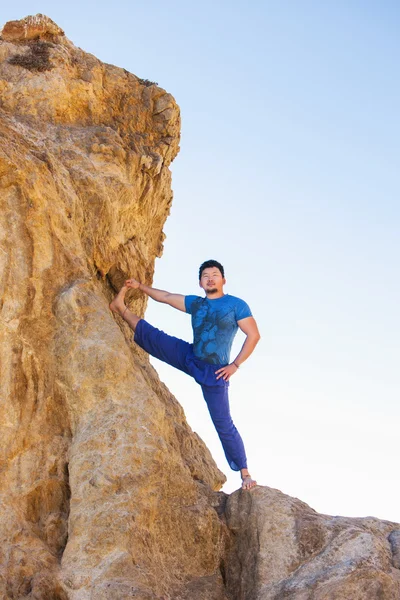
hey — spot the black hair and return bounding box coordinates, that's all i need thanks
[199,260,225,279]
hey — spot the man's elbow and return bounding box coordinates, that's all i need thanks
[249,332,261,344]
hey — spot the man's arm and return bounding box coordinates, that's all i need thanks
[215,317,261,381]
[233,317,261,366]
[125,278,186,312]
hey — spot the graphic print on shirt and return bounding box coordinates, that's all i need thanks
[193,301,237,364]
[185,295,252,365]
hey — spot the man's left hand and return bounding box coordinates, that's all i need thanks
[215,363,238,382]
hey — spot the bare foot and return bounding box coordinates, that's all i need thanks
[241,475,257,490]
[240,469,257,490]
[109,285,129,316]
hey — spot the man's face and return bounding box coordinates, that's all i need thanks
[199,267,226,295]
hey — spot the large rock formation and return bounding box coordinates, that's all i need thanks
[225,489,400,599]
[0,14,399,600]
[0,14,227,600]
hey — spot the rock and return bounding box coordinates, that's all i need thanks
[224,487,400,599]
[0,14,226,600]
[1,14,64,42]
[389,530,400,569]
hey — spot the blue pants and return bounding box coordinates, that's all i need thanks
[134,319,247,471]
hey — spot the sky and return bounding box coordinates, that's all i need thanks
[3,2,399,521]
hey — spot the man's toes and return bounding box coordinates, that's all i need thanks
[241,477,257,490]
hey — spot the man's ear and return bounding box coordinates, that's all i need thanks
[223,277,226,285]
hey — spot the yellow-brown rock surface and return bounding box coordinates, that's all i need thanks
[0,14,228,600]
[1,14,400,600]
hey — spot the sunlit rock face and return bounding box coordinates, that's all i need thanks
[1,14,400,600]
[0,14,228,600]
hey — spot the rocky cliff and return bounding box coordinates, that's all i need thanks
[1,15,399,600]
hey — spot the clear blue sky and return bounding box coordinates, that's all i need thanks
[3,2,399,521]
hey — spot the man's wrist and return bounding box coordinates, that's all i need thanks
[233,361,240,369]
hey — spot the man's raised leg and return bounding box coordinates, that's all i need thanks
[110,286,191,374]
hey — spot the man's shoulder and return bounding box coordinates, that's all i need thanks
[225,294,248,306]
[185,294,203,304]
[225,294,253,319]
[184,294,203,314]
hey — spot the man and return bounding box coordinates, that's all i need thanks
[110,260,260,490]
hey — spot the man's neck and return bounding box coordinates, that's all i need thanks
[205,291,225,299]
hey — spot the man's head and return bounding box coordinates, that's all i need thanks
[199,260,226,296]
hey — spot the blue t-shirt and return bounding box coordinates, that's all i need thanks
[184,294,252,365]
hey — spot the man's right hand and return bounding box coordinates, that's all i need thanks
[125,278,141,289]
